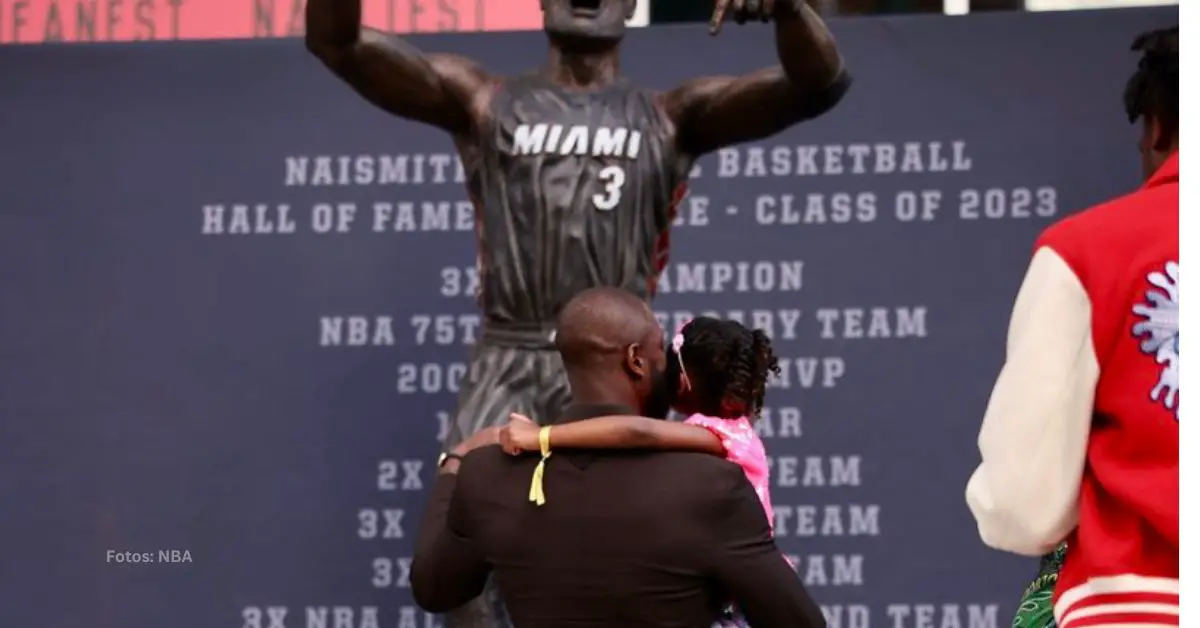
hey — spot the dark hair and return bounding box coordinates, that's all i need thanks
[673,317,780,419]
[1123,27,1177,140]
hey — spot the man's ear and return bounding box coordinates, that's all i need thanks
[625,343,646,379]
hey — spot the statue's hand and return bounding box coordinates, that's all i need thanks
[709,0,776,35]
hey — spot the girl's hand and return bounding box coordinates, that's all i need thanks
[500,413,540,455]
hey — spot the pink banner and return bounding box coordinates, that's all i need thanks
[0,0,544,44]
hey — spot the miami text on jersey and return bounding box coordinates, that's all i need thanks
[511,123,643,160]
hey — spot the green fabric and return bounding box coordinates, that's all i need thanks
[1011,544,1067,628]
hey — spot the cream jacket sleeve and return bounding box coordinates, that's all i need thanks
[965,246,1099,556]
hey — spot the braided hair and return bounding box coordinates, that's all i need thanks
[1123,27,1177,141]
[671,316,780,420]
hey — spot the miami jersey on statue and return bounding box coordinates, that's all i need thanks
[966,154,1179,628]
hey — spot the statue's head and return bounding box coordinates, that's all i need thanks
[542,0,637,46]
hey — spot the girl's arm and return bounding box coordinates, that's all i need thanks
[516,415,726,456]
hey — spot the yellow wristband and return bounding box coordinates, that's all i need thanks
[528,426,553,506]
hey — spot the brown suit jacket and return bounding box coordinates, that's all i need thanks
[412,404,824,628]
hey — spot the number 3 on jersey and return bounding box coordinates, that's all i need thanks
[593,165,626,211]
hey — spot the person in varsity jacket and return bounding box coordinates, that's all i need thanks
[966,26,1178,628]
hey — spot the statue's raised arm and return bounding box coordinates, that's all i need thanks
[304,0,492,137]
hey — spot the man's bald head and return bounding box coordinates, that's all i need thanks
[554,287,670,417]
[556,287,659,368]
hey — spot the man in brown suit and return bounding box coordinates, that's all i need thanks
[412,287,824,628]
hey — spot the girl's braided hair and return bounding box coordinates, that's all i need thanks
[675,316,780,419]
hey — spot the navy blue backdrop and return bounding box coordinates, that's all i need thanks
[0,6,1178,628]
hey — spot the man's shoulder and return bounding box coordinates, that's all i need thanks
[464,446,740,474]
[459,444,512,472]
[613,450,748,492]
[624,453,756,523]
[1039,184,1177,252]
[453,445,540,501]
[1035,185,1178,288]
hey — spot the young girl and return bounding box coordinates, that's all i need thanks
[501,316,782,627]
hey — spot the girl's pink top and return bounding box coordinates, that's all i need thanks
[684,413,774,529]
